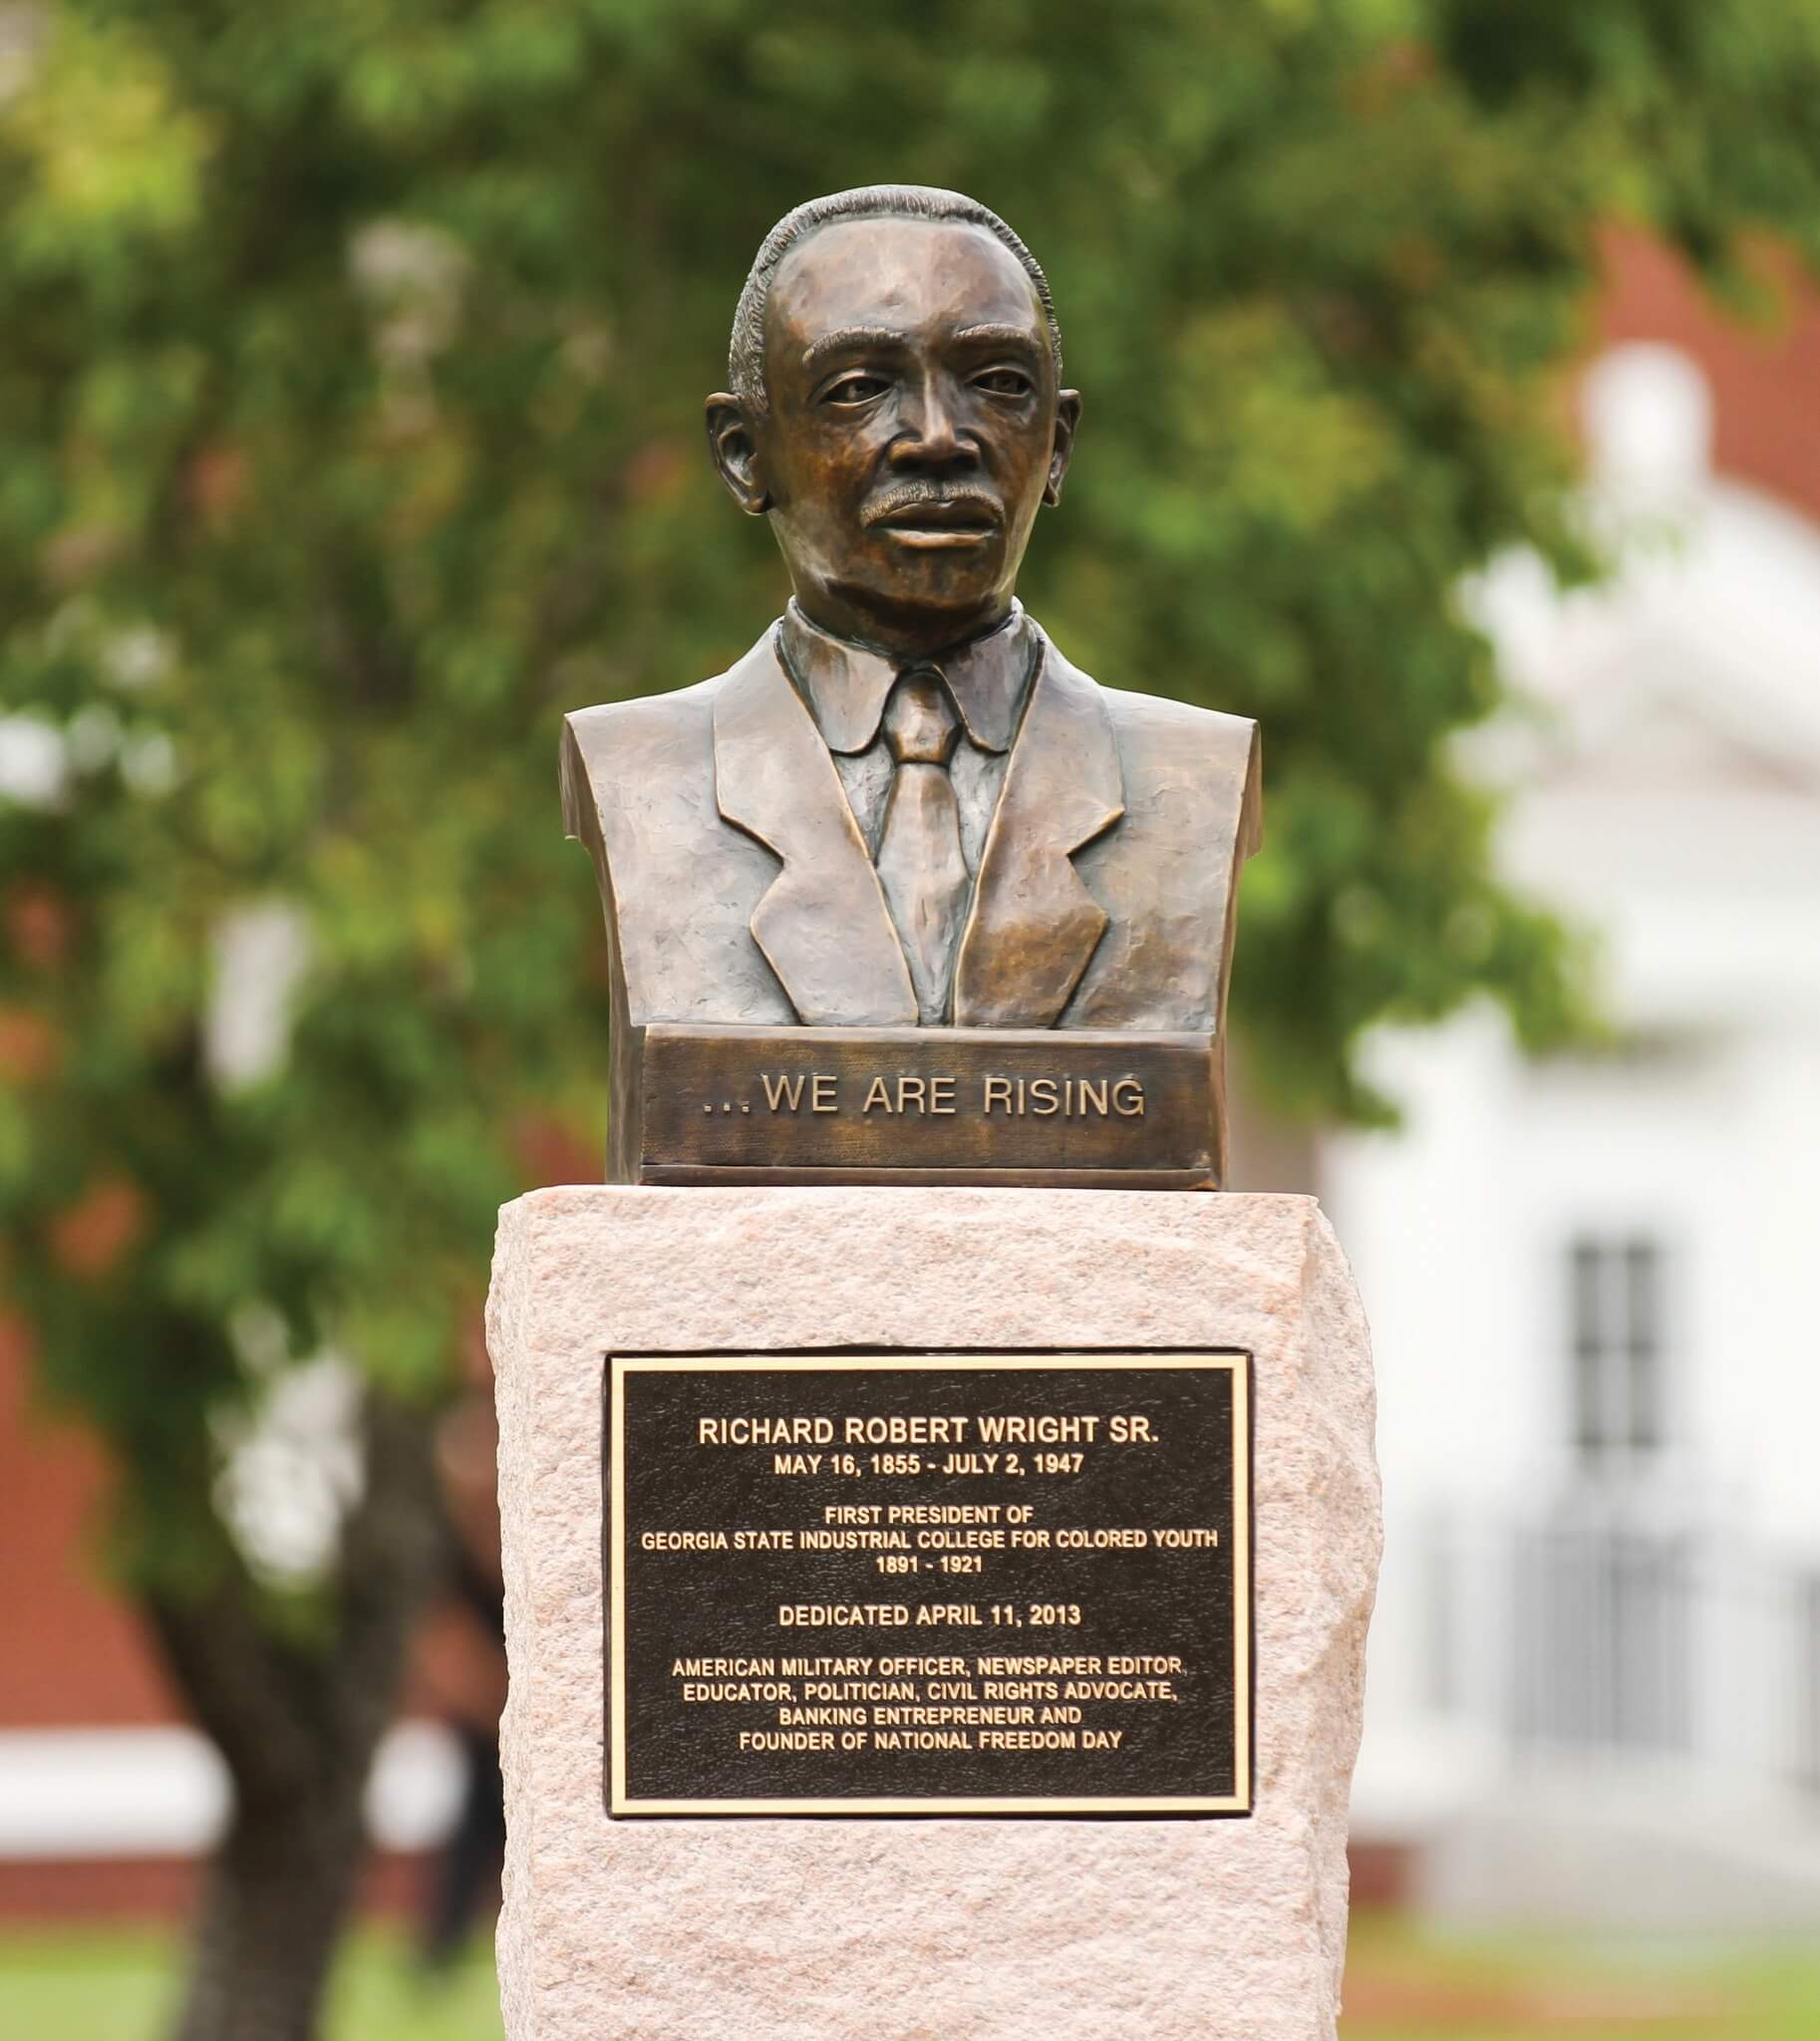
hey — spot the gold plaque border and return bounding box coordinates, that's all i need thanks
[607,1349,1253,1818]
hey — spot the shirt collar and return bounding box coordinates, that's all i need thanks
[776,600,1038,755]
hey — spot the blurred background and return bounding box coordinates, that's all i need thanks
[1,4,1817,2038]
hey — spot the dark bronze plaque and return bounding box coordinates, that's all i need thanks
[606,1351,1252,1816]
[618,1025,1225,1188]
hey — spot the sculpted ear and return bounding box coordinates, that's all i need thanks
[1044,389,1082,507]
[705,393,771,515]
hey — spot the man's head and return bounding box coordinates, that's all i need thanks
[706,186,1080,656]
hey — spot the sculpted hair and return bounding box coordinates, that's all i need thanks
[730,184,1063,414]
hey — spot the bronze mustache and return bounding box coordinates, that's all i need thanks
[862,485,1003,528]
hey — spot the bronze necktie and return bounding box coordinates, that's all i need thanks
[875,669,967,1024]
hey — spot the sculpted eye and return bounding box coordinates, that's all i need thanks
[822,372,890,407]
[973,367,1034,399]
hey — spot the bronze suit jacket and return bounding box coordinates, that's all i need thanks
[561,615,1261,1094]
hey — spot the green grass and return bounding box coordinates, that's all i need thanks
[1,1918,1818,2039]
[0,1929,503,2041]
[1340,1913,1820,2039]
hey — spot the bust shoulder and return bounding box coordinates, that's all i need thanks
[1097,673,1257,747]
[562,667,719,761]
[1035,635,1263,862]
[558,666,737,845]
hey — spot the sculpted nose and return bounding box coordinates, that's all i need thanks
[890,373,974,470]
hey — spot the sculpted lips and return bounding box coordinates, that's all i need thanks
[865,487,1002,546]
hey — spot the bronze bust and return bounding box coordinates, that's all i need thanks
[563,186,1260,1186]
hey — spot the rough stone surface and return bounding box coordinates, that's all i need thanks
[487,1187,1379,2041]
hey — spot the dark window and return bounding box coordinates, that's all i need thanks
[1568,1235,1666,1458]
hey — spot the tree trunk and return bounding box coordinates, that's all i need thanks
[147,1393,448,2041]
[172,1777,368,2041]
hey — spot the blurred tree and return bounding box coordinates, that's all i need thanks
[4,2,1820,2036]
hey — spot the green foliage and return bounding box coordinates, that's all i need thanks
[4,0,1820,1579]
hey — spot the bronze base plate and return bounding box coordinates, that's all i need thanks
[612,1024,1226,1188]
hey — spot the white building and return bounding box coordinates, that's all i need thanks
[1332,345,1820,1926]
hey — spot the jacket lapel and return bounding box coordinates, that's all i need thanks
[714,632,917,1025]
[953,638,1124,1026]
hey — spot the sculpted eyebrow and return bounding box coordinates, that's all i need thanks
[952,324,1043,355]
[802,327,910,370]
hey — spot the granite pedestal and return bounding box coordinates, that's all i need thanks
[486,1186,1378,2041]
